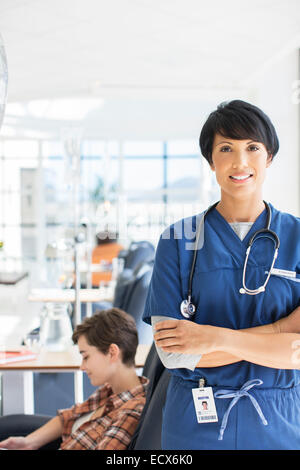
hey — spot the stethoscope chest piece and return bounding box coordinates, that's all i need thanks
[180,298,196,319]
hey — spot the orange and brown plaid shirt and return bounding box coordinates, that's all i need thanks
[57,376,148,450]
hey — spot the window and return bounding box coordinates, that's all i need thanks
[0,137,216,261]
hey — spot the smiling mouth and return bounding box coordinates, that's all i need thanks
[229,174,253,181]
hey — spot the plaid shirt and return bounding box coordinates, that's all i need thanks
[57,376,148,450]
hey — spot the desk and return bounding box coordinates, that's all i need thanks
[28,287,114,303]
[64,263,111,273]
[0,344,151,415]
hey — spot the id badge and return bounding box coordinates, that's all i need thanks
[192,384,218,424]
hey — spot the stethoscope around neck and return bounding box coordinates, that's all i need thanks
[180,200,280,319]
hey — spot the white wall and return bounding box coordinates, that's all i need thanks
[249,49,299,216]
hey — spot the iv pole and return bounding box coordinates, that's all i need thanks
[62,127,84,404]
[62,127,83,326]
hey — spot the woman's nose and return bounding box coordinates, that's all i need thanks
[232,150,248,168]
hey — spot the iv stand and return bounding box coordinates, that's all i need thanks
[63,128,84,404]
[63,128,83,326]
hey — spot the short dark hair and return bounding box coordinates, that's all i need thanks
[72,308,138,367]
[199,100,279,165]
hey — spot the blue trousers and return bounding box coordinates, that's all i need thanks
[162,375,300,450]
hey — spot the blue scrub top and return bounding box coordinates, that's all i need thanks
[143,204,300,389]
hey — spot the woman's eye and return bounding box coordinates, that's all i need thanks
[220,146,231,152]
[248,145,259,151]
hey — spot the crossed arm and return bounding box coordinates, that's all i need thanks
[153,306,300,369]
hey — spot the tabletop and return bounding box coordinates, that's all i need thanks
[28,287,114,303]
[0,344,151,371]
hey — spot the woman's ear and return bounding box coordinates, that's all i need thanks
[108,343,120,362]
[266,154,273,167]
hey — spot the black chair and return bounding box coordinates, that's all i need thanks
[128,342,170,450]
[113,260,152,309]
[128,369,170,450]
[119,241,155,271]
[92,260,154,344]
[134,370,170,450]
[141,342,165,390]
[120,262,154,344]
[98,241,155,312]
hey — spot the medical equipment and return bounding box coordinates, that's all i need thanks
[180,201,280,318]
[39,303,73,352]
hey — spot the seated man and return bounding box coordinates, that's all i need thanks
[0,308,149,450]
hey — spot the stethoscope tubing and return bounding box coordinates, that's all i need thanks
[181,201,280,318]
[186,201,219,301]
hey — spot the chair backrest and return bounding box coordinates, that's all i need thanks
[113,267,134,308]
[142,342,164,386]
[131,369,171,450]
[113,244,154,309]
[128,342,167,450]
[121,262,152,311]
[118,241,155,271]
[121,263,154,344]
[111,261,154,344]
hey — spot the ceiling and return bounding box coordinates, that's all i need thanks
[0,0,300,139]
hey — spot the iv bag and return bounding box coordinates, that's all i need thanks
[0,33,8,130]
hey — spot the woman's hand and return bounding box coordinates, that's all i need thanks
[0,436,37,450]
[154,319,223,355]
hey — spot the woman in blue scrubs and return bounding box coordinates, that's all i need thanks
[143,100,300,450]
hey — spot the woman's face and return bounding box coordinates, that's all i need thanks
[210,133,272,201]
[78,335,115,386]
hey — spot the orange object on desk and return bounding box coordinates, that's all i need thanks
[91,241,123,287]
[0,349,37,364]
